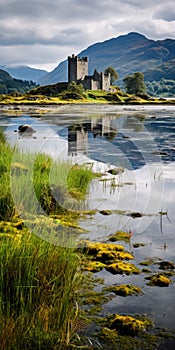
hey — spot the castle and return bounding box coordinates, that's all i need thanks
[68,54,110,91]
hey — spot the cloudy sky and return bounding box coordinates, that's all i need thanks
[0,0,175,71]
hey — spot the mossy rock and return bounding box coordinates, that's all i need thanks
[107,167,124,175]
[139,258,158,266]
[99,210,113,215]
[109,314,152,335]
[133,243,146,248]
[109,230,131,242]
[105,284,143,297]
[78,240,124,255]
[106,261,141,275]
[146,274,171,287]
[159,261,175,270]
[83,260,106,272]
[96,250,134,264]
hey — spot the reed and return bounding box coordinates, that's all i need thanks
[0,230,81,349]
[0,131,94,349]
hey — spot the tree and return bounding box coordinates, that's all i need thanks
[104,67,118,85]
[123,72,146,94]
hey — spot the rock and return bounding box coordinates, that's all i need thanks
[146,274,171,287]
[109,314,151,335]
[108,230,131,242]
[18,124,36,133]
[106,261,140,275]
[83,261,106,273]
[107,167,124,175]
[129,212,143,218]
[133,243,146,248]
[99,210,112,215]
[159,261,175,270]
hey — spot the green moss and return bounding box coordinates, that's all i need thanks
[109,230,131,242]
[109,314,153,335]
[78,240,134,265]
[98,327,159,350]
[79,240,124,255]
[140,258,159,266]
[96,249,134,263]
[104,284,143,296]
[99,327,119,343]
[106,261,141,275]
[83,260,106,272]
[146,274,171,287]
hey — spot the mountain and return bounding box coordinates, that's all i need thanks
[0,65,47,83]
[0,69,37,94]
[39,32,175,86]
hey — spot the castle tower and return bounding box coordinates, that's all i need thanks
[68,54,88,83]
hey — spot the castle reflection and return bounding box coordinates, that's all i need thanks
[68,117,117,156]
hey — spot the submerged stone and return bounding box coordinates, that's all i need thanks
[159,261,175,270]
[104,284,143,297]
[99,210,112,215]
[133,243,146,248]
[129,212,143,218]
[108,230,131,242]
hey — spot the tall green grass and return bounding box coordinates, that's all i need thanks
[0,131,93,219]
[0,231,81,349]
[0,131,94,349]
[0,132,15,220]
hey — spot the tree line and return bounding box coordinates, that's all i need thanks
[104,67,146,94]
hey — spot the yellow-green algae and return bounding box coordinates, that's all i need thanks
[78,240,134,262]
[79,240,124,254]
[108,230,131,242]
[146,273,171,287]
[96,249,133,263]
[98,326,160,350]
[106,261,141,275]
[78,240,139,275]
[104,284,143,296]
[109,314,153,335]
[83,260,106,272]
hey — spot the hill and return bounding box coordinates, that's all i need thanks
[39,32,175,86]
[0,65,47,83]
[0,69,38,94]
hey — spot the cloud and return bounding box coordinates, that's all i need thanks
[0,0,174,69]
[154,5,175,22]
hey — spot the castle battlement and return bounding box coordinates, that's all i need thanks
[68,54,110,91]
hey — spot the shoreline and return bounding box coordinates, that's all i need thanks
[0,102,175,118]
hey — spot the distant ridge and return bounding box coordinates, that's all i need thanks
[0,65,48,83]
[0,68,37,93]
[39,32,175,85]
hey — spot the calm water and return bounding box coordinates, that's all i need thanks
[1,104,175,333]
